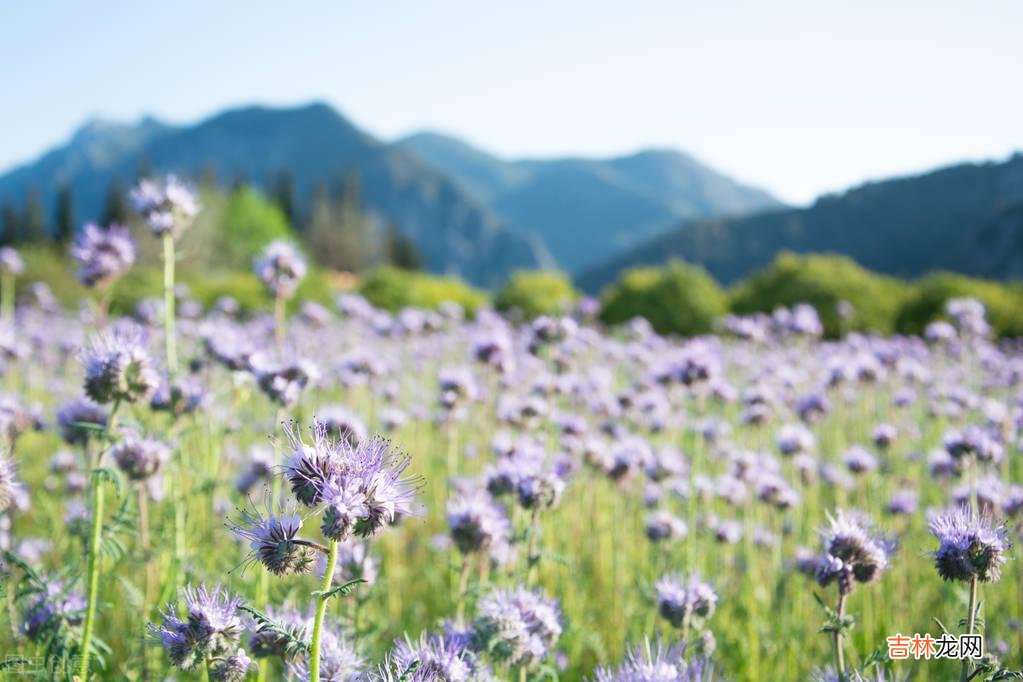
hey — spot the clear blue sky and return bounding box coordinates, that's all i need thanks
[2,1,1021,204]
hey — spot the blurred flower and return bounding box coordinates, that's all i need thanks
[71,222,135,287]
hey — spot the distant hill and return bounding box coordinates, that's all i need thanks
[398,132,782,272]
[578,154,1023,292]
[0,103,549,287]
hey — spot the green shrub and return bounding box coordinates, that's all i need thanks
[495,270,578,319]
[359,266,489,315]
[599,260,727,336]
[728,252,905,337]
[895,272,1023,338]
[215,187,295,268]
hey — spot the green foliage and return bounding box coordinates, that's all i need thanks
[599,260,726,336]
[215,186,294,268]
[729,252,906,338]
[895,272,1023,338]
[495,269,578,319]
[359,266,488,315]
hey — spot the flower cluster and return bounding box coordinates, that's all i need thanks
[472,587,563,669]
[82,325,160,405]
[814,510,892,596]
[71,222,136,287]
[148,584,246,675]
[929,506,1012,583]
[130,175,200,238]
[253,240,307,299]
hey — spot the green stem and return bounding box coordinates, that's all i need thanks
[162,233,177,376]
[960,574,978,682]
[1,271,13,321]
[274,290,286,352]
[78,399,121,680]
[309,539,339,682]
[833,591,847,679]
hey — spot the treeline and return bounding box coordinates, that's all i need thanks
[0,171,423,274]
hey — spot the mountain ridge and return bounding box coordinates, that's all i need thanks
[577,152,1023,292]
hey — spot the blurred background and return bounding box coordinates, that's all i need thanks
[1,0,1022,335]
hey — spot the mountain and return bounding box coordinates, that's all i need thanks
[398,132,782,272]
[578,154,1023,292]
[0,103,548,287]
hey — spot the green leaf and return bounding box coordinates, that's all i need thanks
[313,578,365,601]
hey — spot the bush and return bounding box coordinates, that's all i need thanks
[215,187,295,268]
[728,252,905,337]
[359,266,489,316]
[895,272,1023,338]
[495,270,578,319]
[599,260,727,336]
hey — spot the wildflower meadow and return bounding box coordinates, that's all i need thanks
[0,177,1021,681]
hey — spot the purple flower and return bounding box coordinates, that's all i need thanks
[929,506,1012,583]
[112,436,169,481]
[815,510,892,595]
[82,325,160,404]
[228,502,317,576]
[148,584,244,671]
[71,222,136,287]
[654,574,718,628]
[131,175,199,238]
[472,587,563,668]
[21,579,85,641]
[447,491,511,555]
[0,247,24,275]
[594,639,721,682]
[0,453,22,513]
[253,240,307,299]
[943,425,1003,464]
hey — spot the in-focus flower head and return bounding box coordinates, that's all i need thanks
[815,509,893,595]
[148,583,244,671]
[929,505,1012,583]
[71,222,136,287]
[228,500,317,576]
[82,323,160,404]
[131,175,200,238]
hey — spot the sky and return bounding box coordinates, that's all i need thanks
[1,1,1021,205]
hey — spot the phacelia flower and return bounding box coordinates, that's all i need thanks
[253,240,307,299]
[472,587,563,669]
[594,638,721,682]
[0,247,24,275]
[82,325,160,404]
[131,175,200,238]
[815,510,893,595]
[654,574,718,629]
[0,452,21,513]
[148,584,244,671]
[112,437,170,481]
[228,503,317,576]
[447,491,512,555]
[929,506,1012,583]
[71,222,136,287]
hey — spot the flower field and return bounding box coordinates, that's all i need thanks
[0,179,1020,681]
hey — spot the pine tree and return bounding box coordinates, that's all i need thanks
[272,171,297,229]
[385,223,423,271]
[54,184,75,244]
[0,203,19,246]
[21,188,47,242]
[100,179,130,225]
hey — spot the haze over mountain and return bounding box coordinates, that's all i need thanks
[578,153,1023,292]
[0,103,549,286]
[398,132,782,272]
[0,101,785,284]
